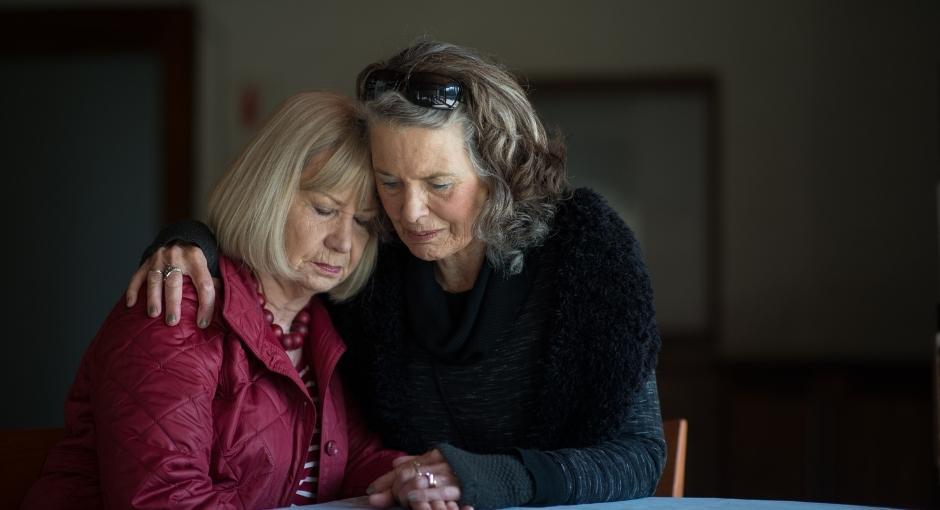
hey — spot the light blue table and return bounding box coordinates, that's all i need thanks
[284,496,894,510]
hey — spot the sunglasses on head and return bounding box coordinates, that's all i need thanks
[361,69,463,110]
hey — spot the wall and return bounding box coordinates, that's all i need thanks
[181,0,940,361]
[1,53,163,426]
[8,0,934,360]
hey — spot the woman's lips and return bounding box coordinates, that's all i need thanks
[313,262,341,276]
[405,228,442,243]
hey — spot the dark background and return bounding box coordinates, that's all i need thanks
[1,1,938,508]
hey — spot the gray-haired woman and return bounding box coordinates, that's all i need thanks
[128,41,665,510]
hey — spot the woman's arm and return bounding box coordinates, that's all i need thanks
[495,189,664,504]
[516,373,666,504]
[393,374,664,510]
[94,290,238,509]
[125,220,219,328]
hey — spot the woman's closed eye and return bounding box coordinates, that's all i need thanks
[316,204,373,229]
[314,205,336,217]
[378,179,400,190]
[430,181,452,191]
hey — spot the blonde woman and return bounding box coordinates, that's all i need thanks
[24,92,405,509]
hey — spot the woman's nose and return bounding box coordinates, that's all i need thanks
[402,187,429,224]
[325,216,353,253]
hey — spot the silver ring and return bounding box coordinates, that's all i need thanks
[162,265,182,281]
[422,472,437,488]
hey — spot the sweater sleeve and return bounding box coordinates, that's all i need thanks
[515,189,665,504]
[519,373,666,505]
[140,219,221,277]
[438,373,664,509]
[436,444,533,510]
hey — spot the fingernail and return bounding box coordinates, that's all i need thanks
[407,492,420,502]
[148,305,157,317]
[366,484,375,495]
[198,318,209,329]
[167,314,176,324]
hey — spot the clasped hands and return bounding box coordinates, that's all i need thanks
[367,449,472,510]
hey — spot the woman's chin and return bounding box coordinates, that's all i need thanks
[405,245,443,262]
[288,273,339,297]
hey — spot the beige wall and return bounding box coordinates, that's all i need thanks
[12,0,940,361]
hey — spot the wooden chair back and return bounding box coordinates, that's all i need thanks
[654,418,688,497]
[0,427,65,509]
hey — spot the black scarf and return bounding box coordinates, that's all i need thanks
[403,256,536,364]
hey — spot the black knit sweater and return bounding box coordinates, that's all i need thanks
[329,188,665,507]
[144,188,665,508]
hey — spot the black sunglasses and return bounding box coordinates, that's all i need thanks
[361,69,463,110]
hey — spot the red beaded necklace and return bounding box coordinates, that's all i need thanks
[251,275,311,351]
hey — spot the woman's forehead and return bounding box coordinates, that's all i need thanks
[369,122,470,174]
[370,121,463,149]
[302,181,377,210]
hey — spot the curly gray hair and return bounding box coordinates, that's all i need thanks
[357,40,568,275]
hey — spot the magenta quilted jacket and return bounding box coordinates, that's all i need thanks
[23,256,401,509]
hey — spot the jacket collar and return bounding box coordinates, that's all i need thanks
[219,255,347,401]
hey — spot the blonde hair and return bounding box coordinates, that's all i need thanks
[208,91,377,301]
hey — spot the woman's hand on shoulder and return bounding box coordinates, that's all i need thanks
[367,450,471,510]
[125,244,218,328]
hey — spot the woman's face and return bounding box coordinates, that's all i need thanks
[282,151,376,295]
[369,121,488,263]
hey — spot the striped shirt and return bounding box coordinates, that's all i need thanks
[289,363,321,505]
